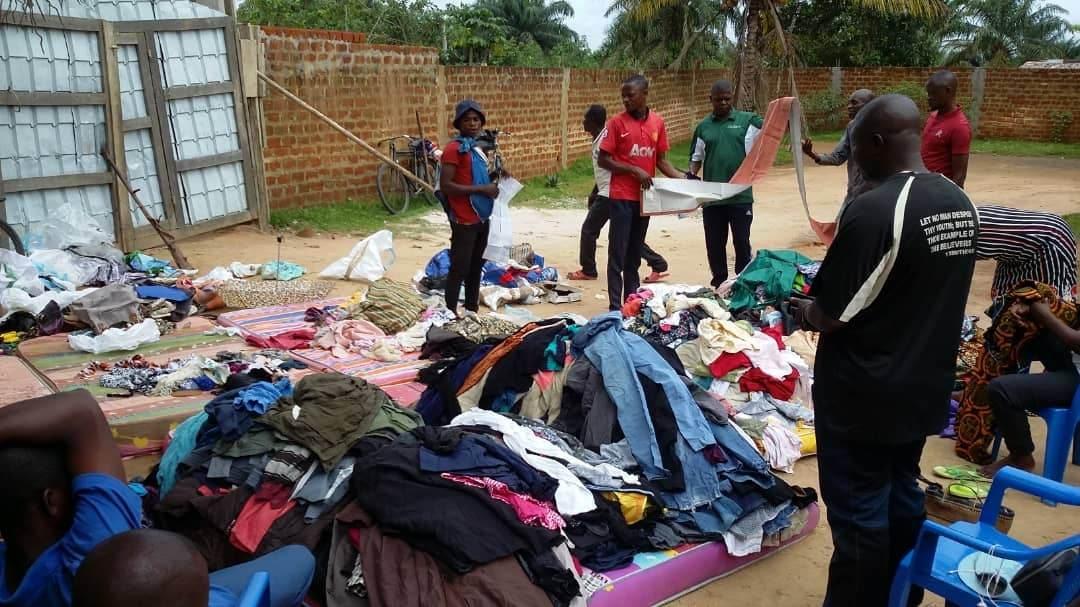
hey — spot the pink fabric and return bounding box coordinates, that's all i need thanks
[245,328,316,350]
[441,473,565,530]
[313,319,385,359]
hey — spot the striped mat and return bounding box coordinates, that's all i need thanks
[218,299,429,405]
[17,317,259,453]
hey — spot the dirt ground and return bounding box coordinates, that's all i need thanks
[175,150,1080,606]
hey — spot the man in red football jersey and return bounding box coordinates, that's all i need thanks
[921,70,971,188]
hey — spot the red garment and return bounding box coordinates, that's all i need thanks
[920,108,971,180]
[621,297,643,318]
[441,140,482,224]
[245,328,315,350]
[347,527,363,551]
[739,367,799,401]
[598,110,671,202]
[761,326,786,350]
[230,494,297,553]
[708,352,752,378]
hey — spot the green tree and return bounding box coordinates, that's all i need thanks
[237,0,442,46]
[444,4,507,64]
[602,0,736,69]
[609,0,947,109]
[779,0,941,66]
[476,0,579,52]
[942,0,1073,65]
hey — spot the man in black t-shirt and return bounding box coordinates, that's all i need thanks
[801,95,978,607]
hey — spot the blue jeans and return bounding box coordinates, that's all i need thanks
[209,545,315,607]
[575,312,716,480]
[817,431,926,607]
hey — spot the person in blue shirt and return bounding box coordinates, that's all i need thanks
[0,390,315,607]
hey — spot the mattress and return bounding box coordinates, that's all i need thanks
[218,299,429,406]
[17,317,258,455]
[584,503,820,607]
[0,355,54,407]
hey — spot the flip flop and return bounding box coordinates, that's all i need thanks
[643,271,670,283]
[948,482,989,500]
[932,465,991,484]
[567,270,598,281]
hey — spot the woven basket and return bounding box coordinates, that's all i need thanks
[218,280,335,309]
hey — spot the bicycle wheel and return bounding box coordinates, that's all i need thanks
[417,158,440,206]
[0,220,26,256]
[377,162,410,214]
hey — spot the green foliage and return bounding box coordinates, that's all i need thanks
[1048,111,1074,144]
[882,81,931,113]
[802,90,846,132]
[544,173,561,188]
[237,0,442,46]
[778,0,944,67]
[942,0,1074,66]
[477,0,578,52]
[600,0,735,69]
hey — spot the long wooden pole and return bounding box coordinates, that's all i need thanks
[257,72,436,194]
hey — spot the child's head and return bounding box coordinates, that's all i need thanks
[583,104,606,136]
[453,99,486,138]
[73,529,210,607]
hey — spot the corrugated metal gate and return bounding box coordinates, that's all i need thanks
[0,0,266,251]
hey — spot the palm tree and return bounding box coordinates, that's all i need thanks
[611,0,948,109]
[942,0,1072,65]
[601,0,735,68]
[476,0,578,52]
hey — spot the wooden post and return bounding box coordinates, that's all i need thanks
[238,23,269,230]
[100,20,135,250]
[559,67,570,170]
[436,66,449,144]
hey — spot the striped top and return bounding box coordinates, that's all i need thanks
[975,205,1077,301]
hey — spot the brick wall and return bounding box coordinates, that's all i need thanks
[261,27,440,209]
[259,27,1080,210]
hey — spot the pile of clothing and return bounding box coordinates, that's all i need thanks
[412,310,819,581]
[417,248,559,311]
[79,350,305,397]
[618,281,817,473]
[0,240,206,352]
[720,249,818,316]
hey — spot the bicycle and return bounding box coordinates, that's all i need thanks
[376,135,440,215]
[0,194,26,255]
[475,128,509,181]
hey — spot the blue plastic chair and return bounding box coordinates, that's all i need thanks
[990,384,1080,506]
[236,571,271,607]
[889,467,1080,607]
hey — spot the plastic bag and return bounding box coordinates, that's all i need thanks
[320,230,396,282]
[68,318,161,354]
[30,249,102,289]
[0,249,45,296]
[484,178,522,263]
[0,287,94,321]
[25,203,112,251]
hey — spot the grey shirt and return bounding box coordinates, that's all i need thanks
[816,121,872,219]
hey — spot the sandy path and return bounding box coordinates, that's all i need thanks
[175,151,1079,606]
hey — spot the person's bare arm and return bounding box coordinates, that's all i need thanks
[688,160,702,176]
[798,299,846,335]
[1030,301,1080,351]
[598,149,652,189]
[0,390,124,480]
[656,152,683,179]
[440,163,499,199]
[951,154,969,188]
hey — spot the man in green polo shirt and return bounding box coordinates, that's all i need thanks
[689,80,764,287]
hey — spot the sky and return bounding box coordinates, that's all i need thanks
[432,0,1080,51]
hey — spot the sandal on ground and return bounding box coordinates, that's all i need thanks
[932,464,992,484]
[643,271,670,283]
[948,482,989,500]
[567,270,598,281]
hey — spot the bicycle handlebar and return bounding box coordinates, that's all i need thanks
[376,134,419,145]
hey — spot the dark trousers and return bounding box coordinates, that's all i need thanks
[445,220,490,313]
[580,195,667,276]
[607,199,649,311]
[703,202,753,287]
[818,429,927,607]
[988,334,1080,457]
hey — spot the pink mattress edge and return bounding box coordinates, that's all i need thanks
[585,502,821,607]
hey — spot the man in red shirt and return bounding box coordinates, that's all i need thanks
[921,70,971,188]
[597,75,683,311]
